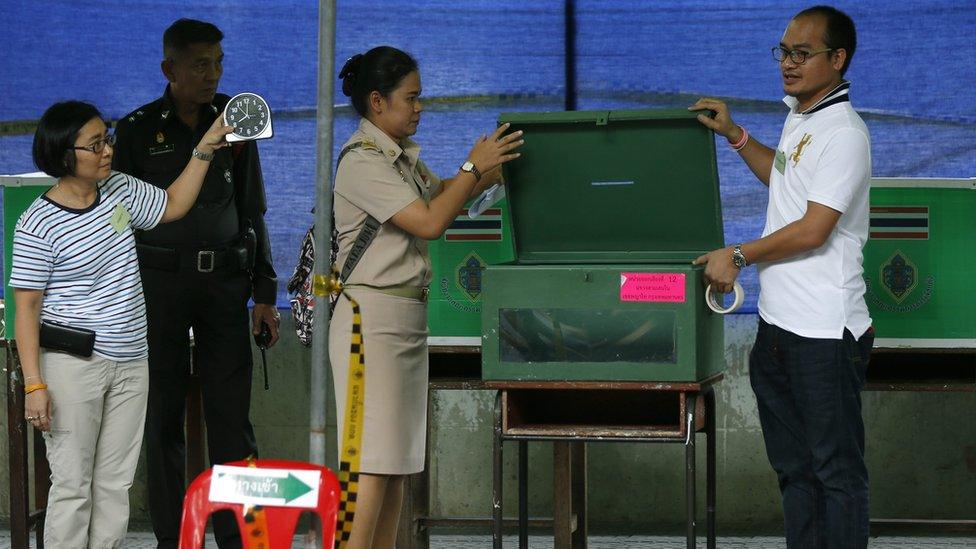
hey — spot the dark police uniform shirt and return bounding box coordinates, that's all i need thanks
[112,86,276,303]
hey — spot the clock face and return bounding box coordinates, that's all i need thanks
[224,93,270,139]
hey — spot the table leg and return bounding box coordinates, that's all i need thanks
[493,391,504,549]
[571,441,587,549]
[397,390,431,549]
[519,440,528,548]
[553,441,573,548]
[7,352,29,549]
[686,393,698,549]
[706,389,716,549]
[397,472,429,549]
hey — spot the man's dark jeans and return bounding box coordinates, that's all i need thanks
[750,319,874,549]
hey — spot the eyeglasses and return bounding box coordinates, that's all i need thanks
[69,134,116,154]
[772,46,833,64]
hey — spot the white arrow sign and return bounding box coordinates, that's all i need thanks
[208,465,321,508]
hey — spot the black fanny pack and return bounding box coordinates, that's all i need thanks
[39,321,96,358]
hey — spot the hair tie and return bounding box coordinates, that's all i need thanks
[339,54,364,96]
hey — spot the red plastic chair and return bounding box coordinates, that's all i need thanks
[179,459,341,548]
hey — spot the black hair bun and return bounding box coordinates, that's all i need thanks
[339,54,364,97]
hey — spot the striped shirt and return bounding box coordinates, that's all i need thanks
[9,171,167,360]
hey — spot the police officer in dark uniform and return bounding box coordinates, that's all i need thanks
[112,18,279,549]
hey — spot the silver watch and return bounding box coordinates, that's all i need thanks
[191,148,214,162]
[460,161,482,181]
[731,244,748,269]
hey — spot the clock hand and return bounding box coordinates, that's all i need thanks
[232,103,250,126]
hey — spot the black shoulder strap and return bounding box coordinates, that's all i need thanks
[335,142,382,282]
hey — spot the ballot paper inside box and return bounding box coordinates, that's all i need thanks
[481,109,726,382]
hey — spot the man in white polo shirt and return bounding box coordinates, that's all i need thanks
[690,5,873,548]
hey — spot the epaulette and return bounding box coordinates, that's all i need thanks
[359,136,380,152]
[356,136,401,163]
[120,101,159,127]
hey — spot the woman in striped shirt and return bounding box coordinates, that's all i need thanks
[11,100,232,548]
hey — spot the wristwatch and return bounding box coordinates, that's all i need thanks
[460,161,482,182]
[191,148,214,162]
[731,244,748,269]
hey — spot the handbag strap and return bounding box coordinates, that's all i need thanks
[334,139,419,282]
[334,141,381,282]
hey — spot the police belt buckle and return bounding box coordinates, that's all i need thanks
[197,250,216,273]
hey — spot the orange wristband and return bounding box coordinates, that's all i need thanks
[25,383,48,395]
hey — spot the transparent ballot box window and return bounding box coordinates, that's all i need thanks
[499,308,677,364]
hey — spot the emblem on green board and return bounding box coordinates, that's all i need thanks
[455,252,486,301]
[880,250,917,302]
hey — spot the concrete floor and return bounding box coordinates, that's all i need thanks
[3,531,976,548]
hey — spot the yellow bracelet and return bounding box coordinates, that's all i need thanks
[24,383,48,395]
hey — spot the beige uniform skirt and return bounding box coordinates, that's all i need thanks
[329,287,429,474]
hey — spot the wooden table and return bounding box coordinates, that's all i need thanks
[488,374,723,549]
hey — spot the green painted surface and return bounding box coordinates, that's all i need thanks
[480,109,724,381]
[862,182,976,342]
[481,264,723,381]
[2,177,53,338]
[498,109,722,264]
[427,198,515,337]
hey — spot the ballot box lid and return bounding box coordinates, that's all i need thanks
[498,108,723,264]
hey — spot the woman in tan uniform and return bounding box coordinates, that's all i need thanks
[331,46,523,547]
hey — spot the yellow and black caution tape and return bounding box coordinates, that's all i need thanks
[241,503,270,548]
[242,456,271,548]
[317,272,366,548]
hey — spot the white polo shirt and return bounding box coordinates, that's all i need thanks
[757,81,873,340]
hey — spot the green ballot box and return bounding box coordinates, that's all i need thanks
[481,109,727,382]
[1,173,55,339]
[863,177,976,348]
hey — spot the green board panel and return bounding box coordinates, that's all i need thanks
[482,264,724,382]
[2,175,55,339]
[427,197,515,338]
[862,178,976,346]
[498,109,722,264]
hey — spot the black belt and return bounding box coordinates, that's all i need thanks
[137,243,247,273]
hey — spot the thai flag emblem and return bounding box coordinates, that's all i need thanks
[869,206,929,240]
[444,209,503,241]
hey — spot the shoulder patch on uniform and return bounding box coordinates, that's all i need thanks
[360,137,380,151]
[121,105,154,126]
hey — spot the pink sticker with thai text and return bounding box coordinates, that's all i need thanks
[620,273,686,302]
